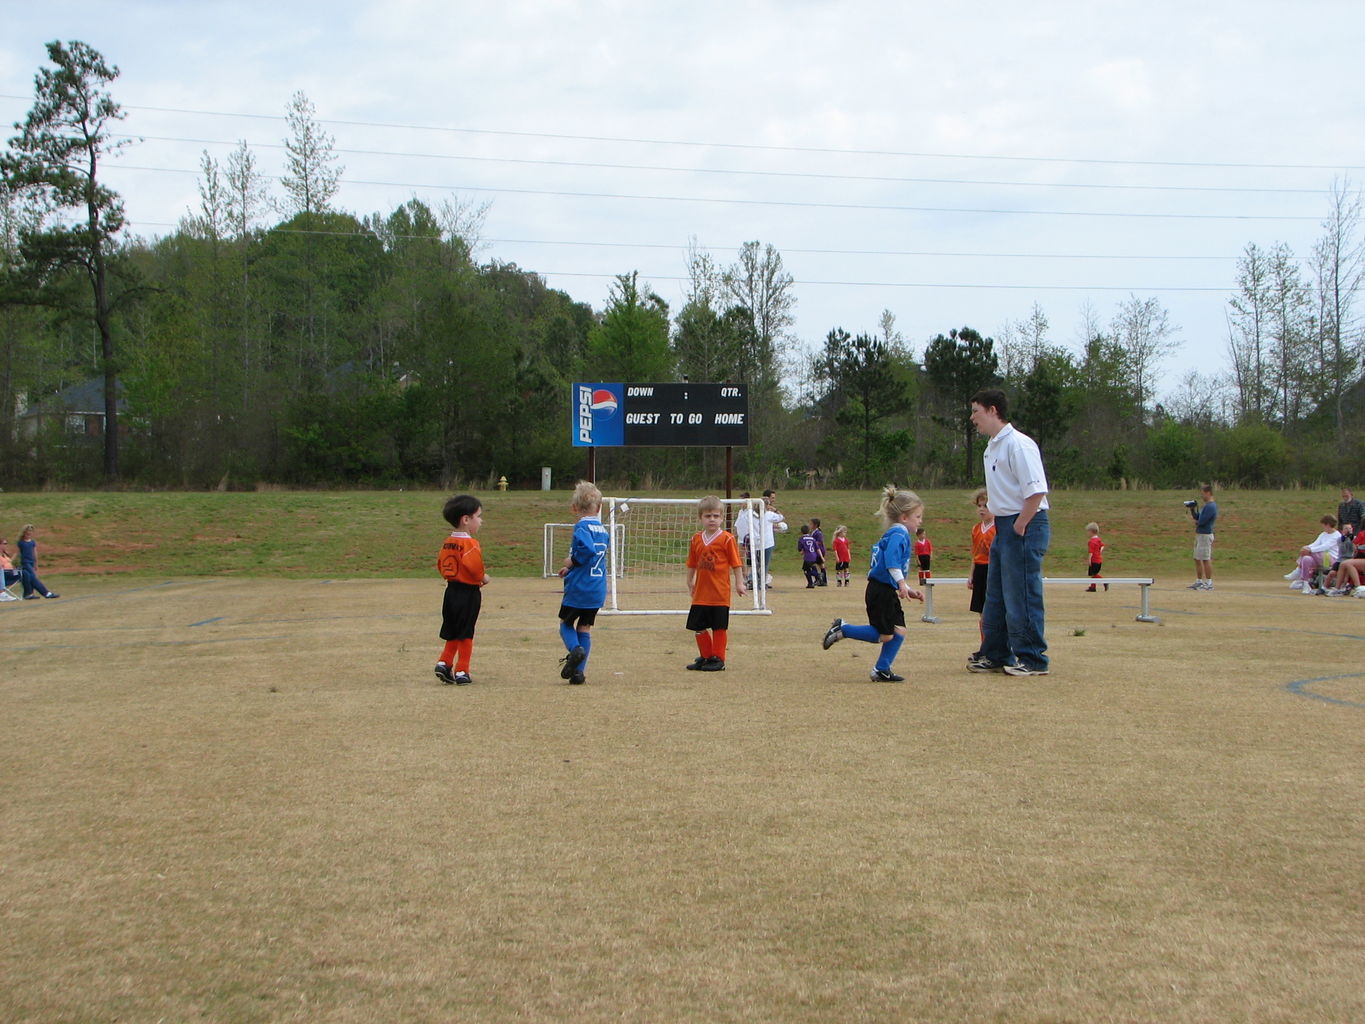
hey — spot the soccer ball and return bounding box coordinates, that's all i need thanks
[776,521,789,533]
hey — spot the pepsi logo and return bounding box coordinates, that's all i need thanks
[591,389,618,418]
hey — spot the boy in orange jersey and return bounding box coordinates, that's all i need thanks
[684,495,748,672]
[967,488,995,656]
[435,494,490,685]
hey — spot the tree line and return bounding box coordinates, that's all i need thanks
[3,41,1364,492]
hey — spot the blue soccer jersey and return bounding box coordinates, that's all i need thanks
[867,523,911,586]
[563,517,610,608]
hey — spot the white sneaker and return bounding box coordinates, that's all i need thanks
[1187,581,1203,589]
[1354,586,1365,598]
[1289,580,1305,590]
[1201,581,1214,590]
[1284,570,1298,580]
[0,592,16,601]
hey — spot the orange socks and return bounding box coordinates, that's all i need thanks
[440,638,473,671]
[695,632,715,658]
[711,629,727,662]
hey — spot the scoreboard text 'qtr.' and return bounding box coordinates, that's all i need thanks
[572,383,750,447]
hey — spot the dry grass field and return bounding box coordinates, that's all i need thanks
[2,568,1361,1022]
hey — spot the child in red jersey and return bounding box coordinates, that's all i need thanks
[1085,521,1108,592]
[832,525,852,586]
[914,526,932,584]
[435,494,490,685]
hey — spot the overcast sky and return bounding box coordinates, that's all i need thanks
[4,1,1363,399]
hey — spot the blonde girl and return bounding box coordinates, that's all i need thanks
[821,486,924,681]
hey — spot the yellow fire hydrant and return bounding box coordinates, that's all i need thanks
[497,475,508,491]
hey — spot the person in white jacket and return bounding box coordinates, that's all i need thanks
[1291,514,1341,593]
[759,489,786,588]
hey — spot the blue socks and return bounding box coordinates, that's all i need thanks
[875,633,904,673]
[559,621,578,651]
[577,631,592,667]
[842,623,881,643]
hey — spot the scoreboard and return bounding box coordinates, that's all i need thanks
[571,382,749,447]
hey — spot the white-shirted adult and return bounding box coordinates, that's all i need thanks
[968,388,1051,677]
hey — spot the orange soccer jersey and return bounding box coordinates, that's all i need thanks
[687,530,743,607]
[437,533,485,585]
[971,521,995,565]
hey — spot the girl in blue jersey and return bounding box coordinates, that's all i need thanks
[820,486,925,681]
[556,480,611,684]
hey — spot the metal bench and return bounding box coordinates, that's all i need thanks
[919,576,1159,624]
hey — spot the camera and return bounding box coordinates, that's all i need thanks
[1183,500,1198,508]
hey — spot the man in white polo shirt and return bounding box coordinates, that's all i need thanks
[967,388,1051,677]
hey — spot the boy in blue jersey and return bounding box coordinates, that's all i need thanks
[820,486,925,682]
[556,480,611,685]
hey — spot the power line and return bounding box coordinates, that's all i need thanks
[114,219,1273,265]
[27,96,1357,174]
[108,164,1321,223]
[113,132,1332,198]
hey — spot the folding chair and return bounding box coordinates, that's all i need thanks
[0,566,21,601]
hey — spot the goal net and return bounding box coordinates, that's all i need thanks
[543,498,769,614]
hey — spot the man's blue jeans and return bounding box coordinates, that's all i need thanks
[981,511,1050,670]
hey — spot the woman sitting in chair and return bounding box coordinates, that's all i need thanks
[0,538,21,601]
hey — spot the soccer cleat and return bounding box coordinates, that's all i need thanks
[869,668,905,682]
[967,658,1007,673]
[454,671,473,685]
[822,618,845,650]
[560,645,586,680]
[1003,663,1050,677]
[698,657,725,672]
[434,662,456,685]
[569,671,586,685]
[685,656,708,670]
[1086,585,1096,592]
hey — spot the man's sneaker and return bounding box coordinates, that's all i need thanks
[434,661,456,685]
[1188,580,1206,589]
[698,657,725,672]
[869,668,905,682]
[822,618,845,650]
[1003,663,1050,677]
[453,671,473,685]
[560,645,587,680]
[966,651,987,667]
[569,671,585,685]
[1200,581,1214,590]
[966,658,1007,673]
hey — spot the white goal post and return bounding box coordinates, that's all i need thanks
[543,498,770,614]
